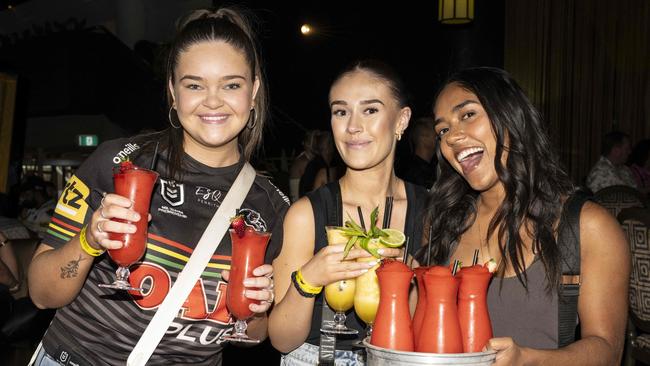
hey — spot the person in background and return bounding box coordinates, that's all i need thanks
[289,130,320,202]
[586,130,636,193]
[310,131,346,191]
[269,60,428,365]
[19,180,56,239]
[627,138,650,195]
[423,67,629,365]
[396,116,438,189]
[0,231,20,297]
[27,7,286,365]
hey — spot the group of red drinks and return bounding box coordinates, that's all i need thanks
[101,161,496,349]
[369,260,494,354]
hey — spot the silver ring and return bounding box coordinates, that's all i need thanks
[268,278,274,291]
[99,207,108,219]
[97,220,105,233]
[265,289,275,304]
[100,192,107,208]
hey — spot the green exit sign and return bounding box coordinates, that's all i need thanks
[78,135,98,147]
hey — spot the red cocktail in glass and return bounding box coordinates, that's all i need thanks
[99,164,158,291]
[456,264,493,353]
[223,227,271,343]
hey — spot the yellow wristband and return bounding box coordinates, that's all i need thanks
[295,269,323,294]
[79,225,105,257]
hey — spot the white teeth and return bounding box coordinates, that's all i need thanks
[202,115,227,121]
[456,147,484,162]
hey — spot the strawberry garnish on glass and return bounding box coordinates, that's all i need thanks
[230,215,248,238]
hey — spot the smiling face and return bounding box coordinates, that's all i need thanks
[328,70,410,171]
[169,40,259,164]
[433,82,504,193]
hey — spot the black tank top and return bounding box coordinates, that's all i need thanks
[304,181,427,349]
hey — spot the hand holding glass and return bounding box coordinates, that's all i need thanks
[223,228,271,343]
[98,165,158,291]
[321,226,358,335]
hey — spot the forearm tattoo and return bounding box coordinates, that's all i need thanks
[60,255,85,279]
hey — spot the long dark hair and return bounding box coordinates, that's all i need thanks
[418,67,574,292]
[138,6,268,180]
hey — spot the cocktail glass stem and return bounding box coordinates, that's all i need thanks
[366,324,373,339]
[223,319,260,343]
[233,320,248,338]
[333,311,347,330]
[99,266,143,291]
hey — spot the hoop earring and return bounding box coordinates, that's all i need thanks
[246,108,256,129]
[168,106,181,129]
[395,131,402,141]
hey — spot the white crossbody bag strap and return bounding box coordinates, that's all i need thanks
[128,162,256,366]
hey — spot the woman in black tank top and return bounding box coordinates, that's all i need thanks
[419,67,629,365]
[269,60,428,365]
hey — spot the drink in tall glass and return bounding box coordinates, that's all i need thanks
[108,166,159,266]
[224,227,271,343]
[321,226,358,335]
[99,163,158,291]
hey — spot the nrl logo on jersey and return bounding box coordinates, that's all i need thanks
[160,179,184,207]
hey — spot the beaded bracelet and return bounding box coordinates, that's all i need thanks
[291,270,322,298]
[79,225,105,257]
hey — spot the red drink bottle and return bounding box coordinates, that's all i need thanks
[412,266,429,341]
[457,265,493,353]
[370,260,414,351]
[417,265,463,353]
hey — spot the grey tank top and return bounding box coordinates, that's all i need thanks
[487,258,559,349]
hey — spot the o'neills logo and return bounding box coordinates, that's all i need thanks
[160,179,184,207]
[112,143,140,164]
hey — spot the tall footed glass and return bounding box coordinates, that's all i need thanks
[321,226,358,335]
[223,228,271,343]
[353,244,380,338]
[99,165,158,291]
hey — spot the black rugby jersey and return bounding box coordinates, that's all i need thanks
[41,138,289,366]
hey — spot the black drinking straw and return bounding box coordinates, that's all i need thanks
[452,259,460,275]
[150,141,160,170]
[402,236,410,265]
[426,225,433,266]
[357,206,366,230]
[382,196,393,229]
[472,249,480,266]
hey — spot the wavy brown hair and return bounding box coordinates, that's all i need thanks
[417,67,574,292]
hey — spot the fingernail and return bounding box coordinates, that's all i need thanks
[243,279,254,286]
[368,260,379,267]
[130,225,137,233]
[377,249,385,255]
[134,213,141,221]
[360,269,369,274]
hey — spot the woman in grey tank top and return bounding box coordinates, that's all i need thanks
[418,67,629,365]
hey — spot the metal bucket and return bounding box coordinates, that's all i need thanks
[364,340,496,366]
